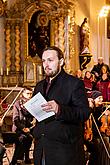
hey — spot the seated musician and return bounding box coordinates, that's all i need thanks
[0,127,6,165]
[11,86,34,165]
[87,90,110,165]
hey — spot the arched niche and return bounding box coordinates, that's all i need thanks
[28,10,50,58]
[23,4,61,85]
[23,3,66,60]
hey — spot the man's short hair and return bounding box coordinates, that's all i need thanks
[23,86,33,92]
[42,46,64,60]
[98,57,103,60]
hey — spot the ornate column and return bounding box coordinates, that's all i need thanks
[50,19,54,46]
[69,10,76,73]
[65,9,76,74]
[5,23,11,74]
[15,24,21,72]
[58,16,65,53]
[54,19,59,47]
[0,1,5,86]
[64,15,69,71]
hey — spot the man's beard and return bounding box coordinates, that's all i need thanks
[45,67,60,78]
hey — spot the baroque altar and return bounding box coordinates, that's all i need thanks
[0,0,79,87]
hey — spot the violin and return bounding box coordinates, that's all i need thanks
[100,110,110,136]
[84,114,93,141]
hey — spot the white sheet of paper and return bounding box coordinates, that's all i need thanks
[24,92,55,122]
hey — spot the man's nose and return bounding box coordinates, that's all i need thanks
[44,61,49,67]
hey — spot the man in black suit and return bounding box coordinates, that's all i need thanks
[91,57,110,81]
[33,46,90,165]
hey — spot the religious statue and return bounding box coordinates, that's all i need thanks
[80,18,90,54]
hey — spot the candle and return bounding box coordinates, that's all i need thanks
[6,68,9,75]
[0,67,3,75]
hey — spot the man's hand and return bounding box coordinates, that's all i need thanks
[94,72,99,77]
[88,98,94,109]
[41,100,59,114]
[22,127,30,133]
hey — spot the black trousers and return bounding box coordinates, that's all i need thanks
[0,142,6,165]
[11,133,33,165]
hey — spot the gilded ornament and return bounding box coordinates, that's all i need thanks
[37,12,49,27]
[0,1,4,16]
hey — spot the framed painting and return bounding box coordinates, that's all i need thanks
[24,61,37,86]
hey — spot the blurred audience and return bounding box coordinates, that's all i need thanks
[83,71,93,93]
[96,68,110,101]
[91,57,110,82]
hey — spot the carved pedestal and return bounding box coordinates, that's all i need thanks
[79,53,92,71]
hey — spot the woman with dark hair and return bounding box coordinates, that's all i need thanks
[83,71,93,94]
[96,65,110,102]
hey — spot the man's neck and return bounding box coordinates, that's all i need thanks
[50,69,61,82]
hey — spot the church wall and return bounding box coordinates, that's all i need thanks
[75,0,90,26]
[90,0,110,67]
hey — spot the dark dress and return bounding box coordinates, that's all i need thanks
[33,69,90,165]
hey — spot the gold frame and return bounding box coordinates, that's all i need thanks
[24,60,37,85]
[23,6,55,86]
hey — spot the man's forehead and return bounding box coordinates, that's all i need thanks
[42,50,58,58]
[23,89,32,93]
[98,57,103,61]
[95,96,103,100]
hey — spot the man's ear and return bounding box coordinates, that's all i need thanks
[59,58,64,67]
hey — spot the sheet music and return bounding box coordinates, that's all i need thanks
[24,92,55,122]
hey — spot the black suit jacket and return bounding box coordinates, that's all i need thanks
[33,69,90,165]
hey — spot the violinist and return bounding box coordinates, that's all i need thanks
[0,124,6,165]
[87,90,110,165]
[10,86,34,165]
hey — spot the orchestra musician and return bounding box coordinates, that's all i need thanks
[0,126,6,165]
[100,106,110,137]
[86,90,110,165]
[10,86,34,165]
